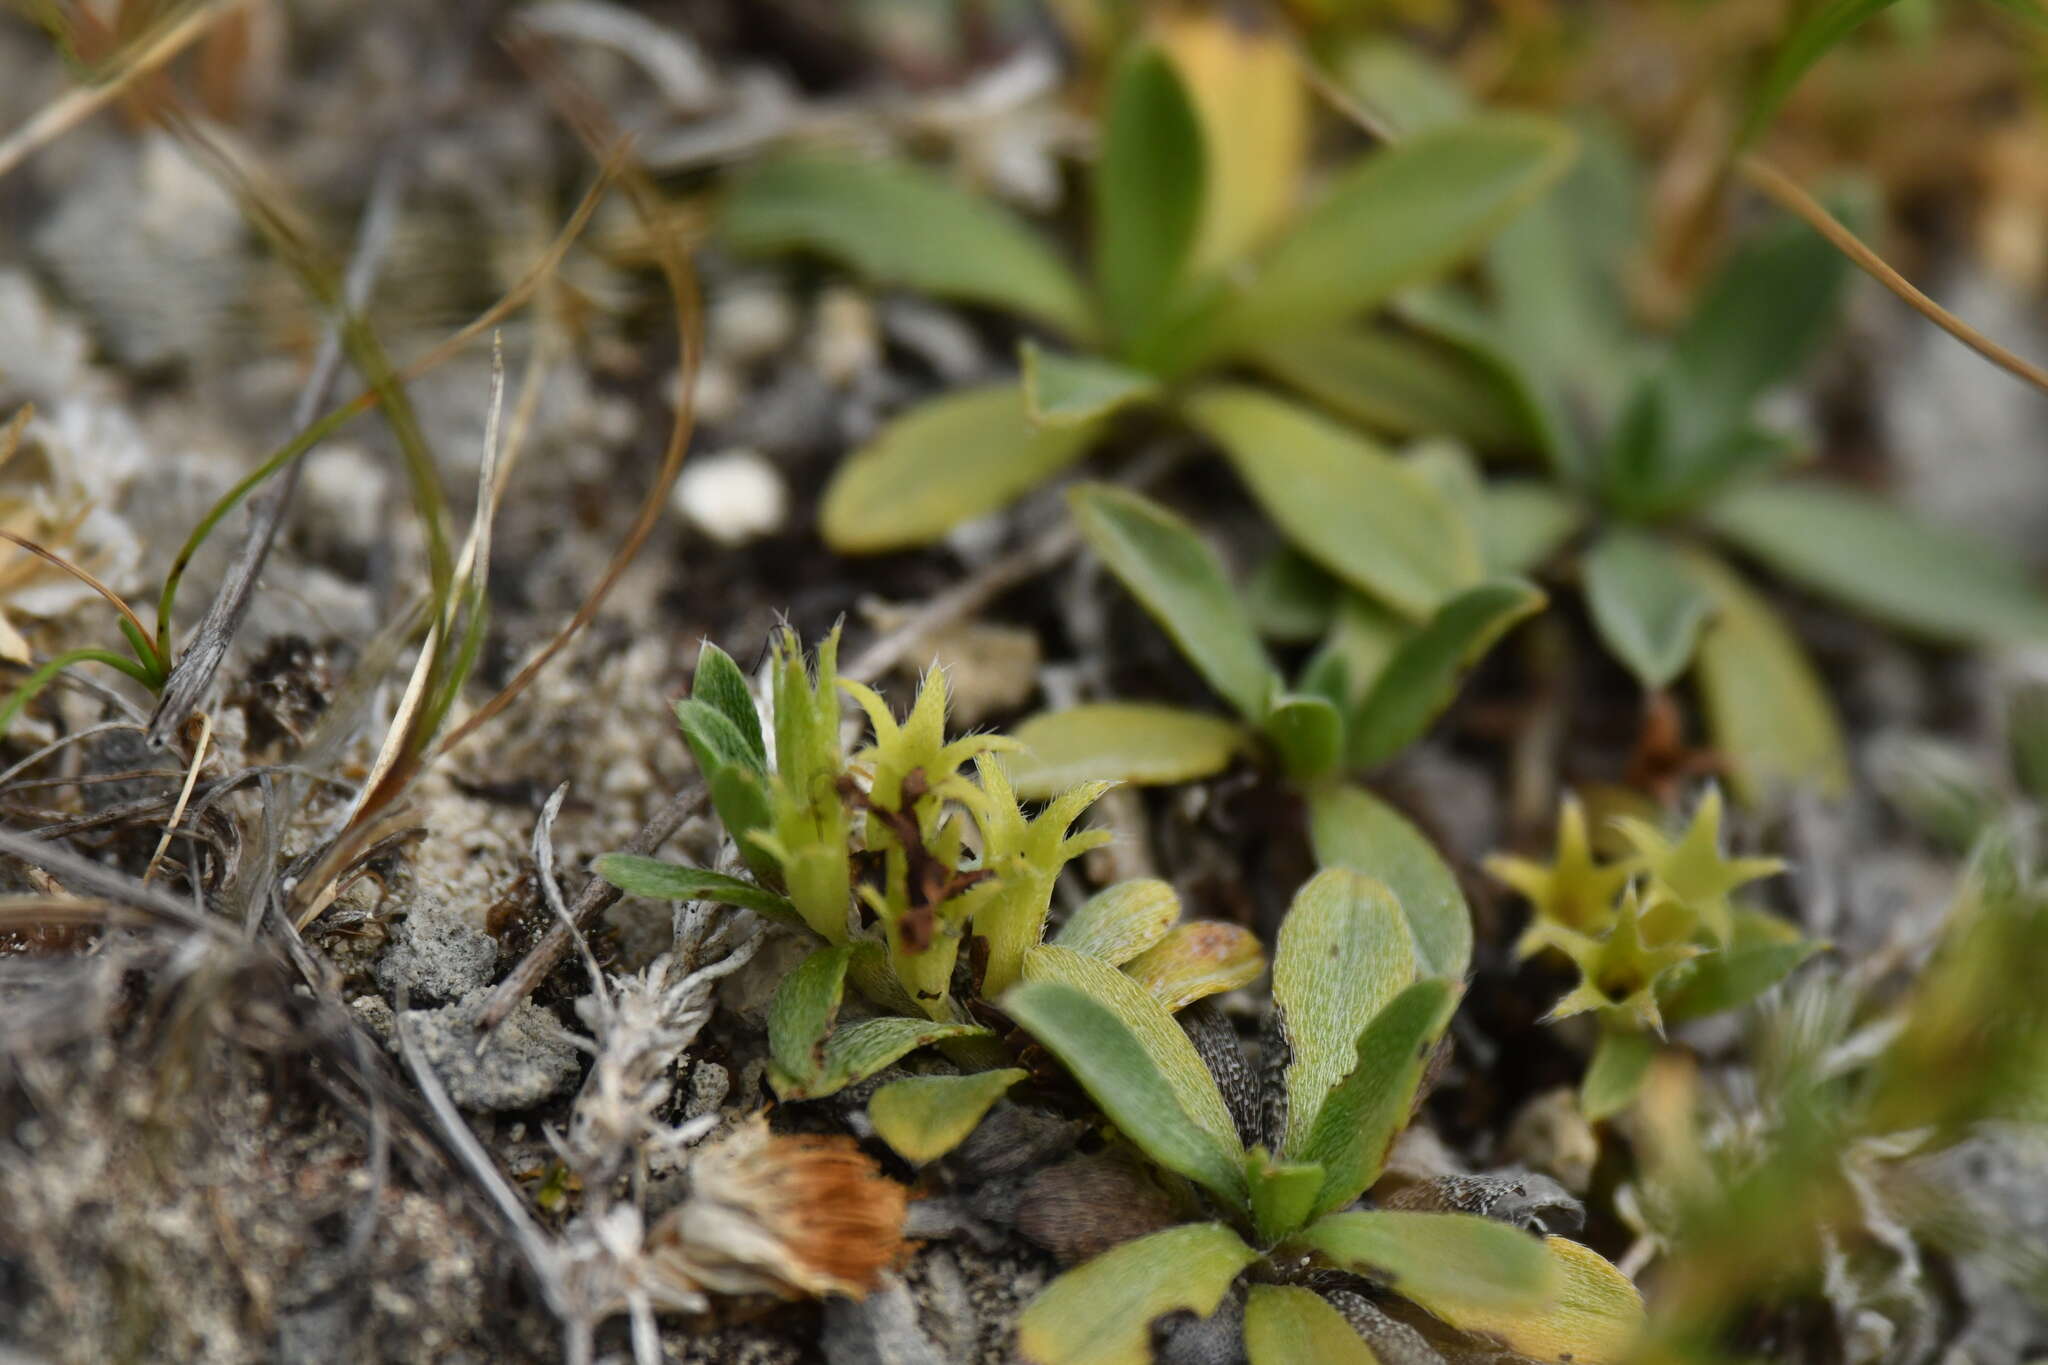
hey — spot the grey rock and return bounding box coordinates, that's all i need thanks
[821,1274,946,1365]
[374,898,499,1005]
[400,990,581,1113]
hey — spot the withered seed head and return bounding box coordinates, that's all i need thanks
[647,1116,909,1301]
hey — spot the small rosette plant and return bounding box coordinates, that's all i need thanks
[1489,786,1819,1119]
[1000,867,1644,1365]
[598,629,1263,1104]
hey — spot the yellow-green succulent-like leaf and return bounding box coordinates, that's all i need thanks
[1584,528,1715,691]
[970,761,1115,998]
[722,153,1096,340]
[1410,1234,1645,1365]
[1122,921,1267,1012]
[1069,484,1279,723]
[1016,1223,1259,1365]
[1683,549,1849,807]
[1543,886,1704,1035]
[1705,480,2048,647]
[1005,702,1244,800]
[1307,782,1472,980]
[1003,972,1244,1205]
[1022,342,1161,427]
[1179,386,1483,618]
[1244,1284,1383,1365]
[868,1068,1028,1165]
[1349,577,1546,766]
[1053,878,1183,966]
[690,642,765,764]
[821,385,1105,552]
[1300,978,1461,1217]
[1273,868,1418,1157]
[1021,945,1243,1164]
[1299,1210,1557,1323]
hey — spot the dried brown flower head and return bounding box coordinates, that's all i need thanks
[647,1116,908,1301]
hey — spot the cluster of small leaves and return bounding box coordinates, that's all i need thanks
[719,18,1573,567]
[1489,787,1817,1120]
[1315,58,2048,808]
[1000,867,1644,1365]
[598,630,1264,1108]
[1623,825,2048,1362]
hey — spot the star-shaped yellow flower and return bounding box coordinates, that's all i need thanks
[1612,785,1784,947]
[1544,885,1704,1035]
[1487,794,1637,959]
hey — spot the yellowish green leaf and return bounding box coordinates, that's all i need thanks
[1022,342,1160,427]
[1349,578,1546,766]
[1122,921,1266,1011]
[1683,550,1848,806]
[1411,1235,1645,1365]
[1584,528,1714,691]
[1273,868,1418,1156]
[869,1068,1028,1165]
[1054,878,1182,966]
[821,386,1103,552]
[1299,1210,1557,1322]
[1095,45,1206,350]
[1301,978,1461,1217]
[1005,702,1244,800]
[1307,782,1472,980]
[1180,385,1483,617]
[1016,1223,1258,1365]
[1244,1284,1380,1365]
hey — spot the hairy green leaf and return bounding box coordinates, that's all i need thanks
[1180,385,1484,617]
[1299,1210,1557,1322]
[1244,1284,1381,1365]
[1273,868,1418,1157]
[1301,979,1461,1216]
[869,1069,1028,1165]
[1069,484,1277,722]
[1122,921,1266,1012]
[1350,578,1546,766]
[1054,878,1182,966]
[691,643,764,768]
[1307,781,1472,980]
[794,1017,991,1100]
[1399,1234,1645,1365]
[1705,481,2048,646]
[821,385,1104,552]
[1005,702,1244,799]
[1584,528,1715,691]
[1003,975,1245,1204]
[1016,1223,1258,1365]
[723,153,1094,337]
[1021,945,1244,1164]
[594,855,803,927]
[1246,1150,1328,1247]
[767,945,851,1089]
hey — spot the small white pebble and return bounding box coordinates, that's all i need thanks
[710,284,797,364]
[673,448,788,545]
[677,358,742,427]
[810,287,880,386]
